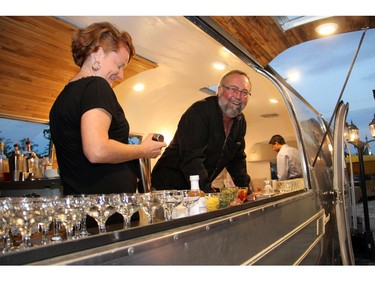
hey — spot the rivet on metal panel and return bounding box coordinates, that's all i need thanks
[128,247,135,256]
[174,234,179,241]
[206,225,210,231]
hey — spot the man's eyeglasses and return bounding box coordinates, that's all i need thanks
[221,85,251,97]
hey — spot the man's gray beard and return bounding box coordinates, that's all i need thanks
[219,98,242,118]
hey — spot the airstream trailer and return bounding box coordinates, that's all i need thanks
[0,15,373,265]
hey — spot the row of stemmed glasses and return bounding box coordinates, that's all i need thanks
[51,194,91,241]
[1,194,124,252]
[87,191,196,227]
[140,190,200,222]
[1,197,45,251]
[0,190,202,253]
[87,191,199,226]
[2,196,54,249]
[1,194,121,250]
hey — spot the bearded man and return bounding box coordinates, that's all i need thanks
[151,70,251,193]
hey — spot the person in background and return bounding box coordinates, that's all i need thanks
[151,70,251,193]
[268,134,302,181]
[49,22,166,197]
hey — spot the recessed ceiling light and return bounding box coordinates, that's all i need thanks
[133,83,144,92]
[269,98,278,104]
[212,62,227,70]
[315,23,338,35]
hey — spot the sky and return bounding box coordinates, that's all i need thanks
[270,27,375,152]
[0,118,50,156]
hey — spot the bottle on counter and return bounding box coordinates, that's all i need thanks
[8,143,24,182]
[0,141,7,182]
[24,139,39,180]
[23,138,32,156]
[172,175,207,219]
[26,152,39,180]
[189,175,206,215]
[41,156,52,178]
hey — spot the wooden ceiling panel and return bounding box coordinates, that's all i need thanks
[1,15,373,123]
[0,16,157,122]
[211,16,375,67]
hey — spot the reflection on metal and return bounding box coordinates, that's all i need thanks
[295,212,330,265]
[244,209,327,265]
[138,158,151,193]
[317,215,324,236]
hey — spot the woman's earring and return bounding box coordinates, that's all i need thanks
[91,61,101,71]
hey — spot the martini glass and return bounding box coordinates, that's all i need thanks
[79,194,92,237]
[9,197,41,249]
[51,197,64,242]
[155,190,183,221]
[71,195,86,240]
[37,196,55,245]
[87,194,119,233]
[140,193,162,224]
[181,189,200,217]
[55,196,85,240]
[117,193,142,229]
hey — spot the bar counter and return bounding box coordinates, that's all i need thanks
[0,189,325,265]
[0,178,63,197]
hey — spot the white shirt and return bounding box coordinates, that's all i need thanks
[277,144,302,181]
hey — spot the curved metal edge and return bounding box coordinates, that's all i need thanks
[333,101,355,265]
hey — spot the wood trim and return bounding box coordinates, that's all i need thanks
[0,16,157,122]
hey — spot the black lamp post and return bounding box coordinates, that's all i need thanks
[347,114,375,258]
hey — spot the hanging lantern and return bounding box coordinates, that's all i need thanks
[369,113,375,139]
[347,120,360,143]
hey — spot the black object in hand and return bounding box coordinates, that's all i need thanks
[152,133,164,142]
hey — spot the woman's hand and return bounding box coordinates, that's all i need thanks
[140,133,167,158]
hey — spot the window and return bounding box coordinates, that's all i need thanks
[0,117,51,158]
[128,134,143,145]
